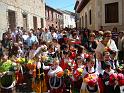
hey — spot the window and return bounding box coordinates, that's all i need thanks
[8,10,16,31]
[85,13,87,28]
[33,16,37,29]
[56,14,57,19]
[22,14,27,30]
[79,18,81,27]
[45,11,47,19]
[105,2,119,23]
[51,11,53,21]
[89,10,92,25]
[82,16,84,28]
[41,18,44,28]
[48,10,49,20]
[46,10,49,20]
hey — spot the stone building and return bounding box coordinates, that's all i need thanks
[45,5,63,30]
[74,0,124,31]
[0,0,45,39]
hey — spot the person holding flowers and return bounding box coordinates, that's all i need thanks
[43,58,64,93]
[71,56,84,93]
[99,62,120,93]
[80,56,100,93]
[95,31,118,69]
[31,55,47,93]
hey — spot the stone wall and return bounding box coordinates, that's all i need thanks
[79,0,96,30]
[0,0,45,39]
[45,6,63,29]
[77,0,124,31]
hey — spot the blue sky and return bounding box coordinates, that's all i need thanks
[45,0,75,12]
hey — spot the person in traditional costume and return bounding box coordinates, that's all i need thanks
[109,50,119,70]
[98,62,120,93]
[71,56,84,93]
[80,57,100,93]
[69,45,77,60]
[60,51,74,93]
[99,50,119,71]
[95,31,118,69]
[60,51,76,71]
[43,58,64,93]
[31,55,47,93]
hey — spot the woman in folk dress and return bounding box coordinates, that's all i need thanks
[95,31,118,69]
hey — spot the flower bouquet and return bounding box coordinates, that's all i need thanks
[26,59,36,70]
[41,56,48,62]
[84,73,98,87]
[56,71,64,78]
[0,60,17,72]
[44,56,53,65]
[117,73,124,86]
[16,57,28,64]
[108,73,124,86]
[109,73,118,86]
[73,68,83,80]
[104,47,111,52]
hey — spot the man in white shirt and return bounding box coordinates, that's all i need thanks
[40,28,52,42]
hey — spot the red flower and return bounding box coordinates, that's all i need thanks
[104,47,111,52]
[84,74,98,87]
[117,73,124,86]
[84,53,90,59]
[56,71,64,78]
[117,73,124,80]
[109,73,117,85]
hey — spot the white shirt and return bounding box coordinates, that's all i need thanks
[95,39,118,54]
[41,31,52,42]
[22,34,29,41]
[48,66,63,77]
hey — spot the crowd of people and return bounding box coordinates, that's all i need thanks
[0,26,124,93]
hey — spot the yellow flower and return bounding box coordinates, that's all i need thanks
[77,68,83,73]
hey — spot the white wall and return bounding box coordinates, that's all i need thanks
[63,13,76,28]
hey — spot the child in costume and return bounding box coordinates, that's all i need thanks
[99,62,120,93]
[71,56,84,93]
[60,51,76,71]
[98,51,121,93]
[43,58,64,93]
[80,56,100,93]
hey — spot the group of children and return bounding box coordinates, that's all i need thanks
[0,29,124,93]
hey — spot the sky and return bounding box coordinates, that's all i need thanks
[45,0,76,12]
